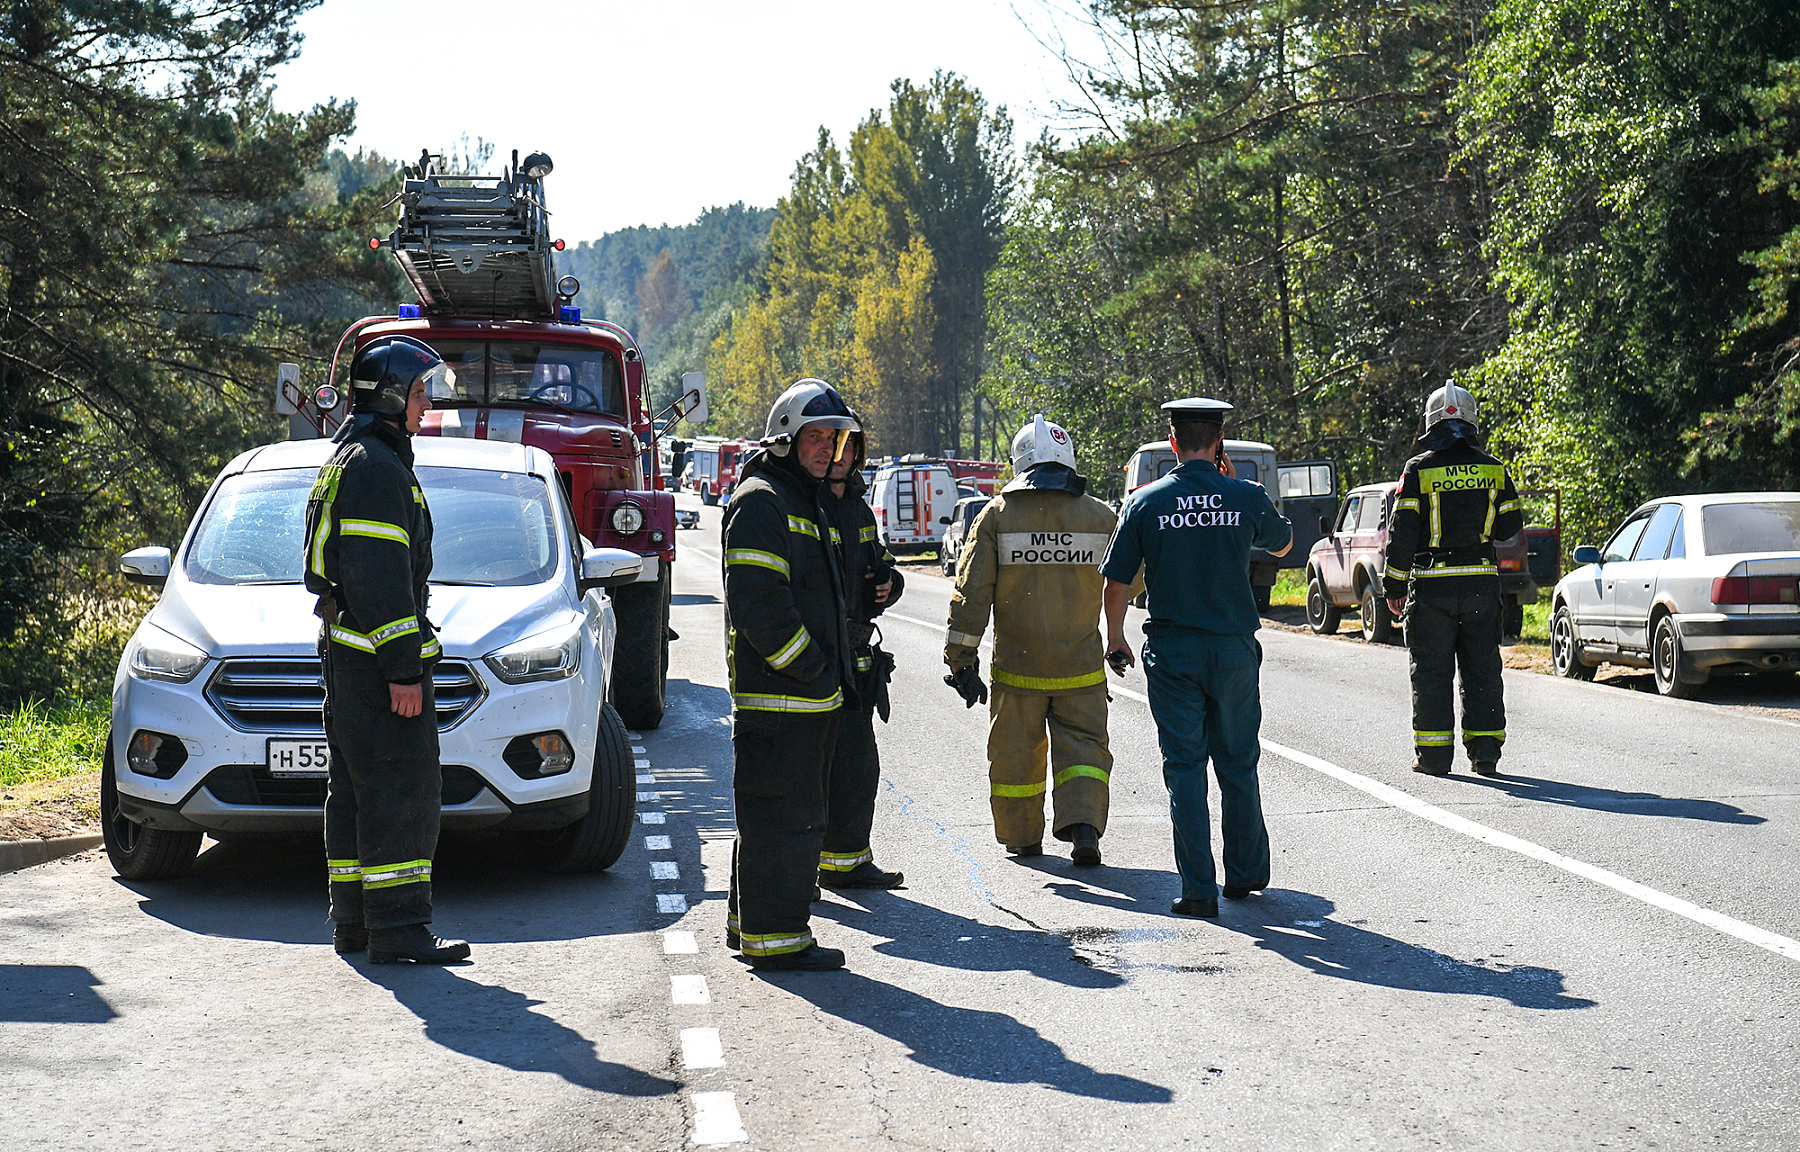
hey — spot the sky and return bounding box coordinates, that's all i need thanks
[270,0,1115,242]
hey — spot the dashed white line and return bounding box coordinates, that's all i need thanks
[645,835,672,851]
[637,773,657,784]
[635,758,652,769]
[632,744,647,753]
[691,1091,747,1145]
[681,1027,726,1069]
[637,791,661,803]
[640,811,666,825]
[670,974,711,1004]
[628,730,644,740]
[663,931,698,954]
[656,893,690,914]
[884,608,1800,965]
[652,861,680,880]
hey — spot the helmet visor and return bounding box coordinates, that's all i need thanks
[421,362,458,401]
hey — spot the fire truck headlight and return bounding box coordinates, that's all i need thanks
[610,501,645,536]
[522,152,554,180]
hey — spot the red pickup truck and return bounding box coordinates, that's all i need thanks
[1305,481,1538,642]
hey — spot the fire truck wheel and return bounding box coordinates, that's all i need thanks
[520,703,634,872]
[101,733,203,881]
[611,568,670,730]
[702,487,719,507]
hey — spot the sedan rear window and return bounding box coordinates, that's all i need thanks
[185,466,562,586]
[1701,501,1800,555]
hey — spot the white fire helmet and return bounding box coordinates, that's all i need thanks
[1425,381,1479,429]
[760,378,859,457]
[1011,413,1077,472]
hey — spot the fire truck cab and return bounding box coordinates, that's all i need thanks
[276,149,701,729]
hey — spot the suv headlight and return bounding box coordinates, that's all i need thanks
[610,500,645,536]
[128,629,209,683]
[484,630,581,684]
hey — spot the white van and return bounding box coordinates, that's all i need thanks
[869,458,958,553]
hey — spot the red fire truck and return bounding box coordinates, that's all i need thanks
[277,149,703,729]
[683,436,752,504]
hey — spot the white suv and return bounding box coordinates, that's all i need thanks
[106,437,645,879]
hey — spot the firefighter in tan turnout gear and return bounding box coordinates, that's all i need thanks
[944,415,1121,865]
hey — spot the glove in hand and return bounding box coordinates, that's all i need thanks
[944,660,988,709]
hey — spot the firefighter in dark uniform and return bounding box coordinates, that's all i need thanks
[818,423,904,890]
[722,378,859,971]
[1381,382,1523,777]
[303,335,469,964]
[1100,398,1292,918]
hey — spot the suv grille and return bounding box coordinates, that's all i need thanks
[201,764,489,808]
[205,658,485,733]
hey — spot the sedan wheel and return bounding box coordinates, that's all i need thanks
[1652,614,1706,699]
[1550,605,1595,680]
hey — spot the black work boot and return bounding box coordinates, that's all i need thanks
[1171,897,1219,918]
[1069,824,1102,866]
[747,943,845,971]
[818,861,904,890]
[367,925,471,965]
[1007,842,1042,858]
[1472,760,1499,777]
[333,922,369,954]
[1411,760,1451,776]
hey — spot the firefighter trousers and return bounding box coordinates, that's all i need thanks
[1141,632,1270,901]
[820,706,881,875]
[986,688,1110,850]
[323,651,442,930]
[728,708,837,958]
[1403,583,1506,770]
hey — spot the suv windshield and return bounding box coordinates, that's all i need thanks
[427,339,626,417]
[185,466,562,586]
[1702,501,1800,555]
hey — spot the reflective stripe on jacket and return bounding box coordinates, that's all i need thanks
[945,488,1117,696]
[1382,435,1523,600]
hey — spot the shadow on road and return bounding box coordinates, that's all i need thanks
[1218,890,1596,1010]
[118,832,649,947]
[766,968,1172,1103]
[671,593,719,607]
[0,964,117,1022]
[812,890,1124,989]
[357,963,679,1095]
[1457,774,1765,824]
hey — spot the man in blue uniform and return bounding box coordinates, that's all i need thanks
[1099,398,1291,919]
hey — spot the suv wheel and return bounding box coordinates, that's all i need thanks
[1306,571,1342,635]
[1652,614,1706,699]
[521,703,634,872]
[100,731,203,881]
[1360,582,1394,644]
[1550,604,1595,680]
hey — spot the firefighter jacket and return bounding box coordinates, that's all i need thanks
[1382,422,1524,600]
[827,479,904,648]
[945,475,1118,697]
[722,450,853,714]
[303,415,440,682]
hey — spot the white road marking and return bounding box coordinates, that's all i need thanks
[628,730,644,740]
[663,931,698,954]
[681,1027,726,1069]
[637,791,661,802]
[635,758,652,769]
[656,894,689,914]
[640,811,666,824]
[637,773,657,784]
[632,744,647,753]
[881,609,1800,966]
[670,974,711,1004]
[691,1091,747,1145]
[1260,737,1800,965]
[646,835,672,851]
[652,861,680,880]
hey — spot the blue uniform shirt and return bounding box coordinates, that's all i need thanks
[1100,459,1291,637]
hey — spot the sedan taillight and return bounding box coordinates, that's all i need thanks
[1710,576,1800,605]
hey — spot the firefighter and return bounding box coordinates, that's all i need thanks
[303,334,469,964]
[944,415,1119,865]
[1099,398,1292,918]
[1382,382,1523,777]
[722,378,859,971]
[818,423,904,889]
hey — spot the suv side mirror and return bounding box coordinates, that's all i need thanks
[1320,514,1332,536]
[121,546,172,587]
[1573,545,1601,565]
[939,516,953,525]
[579,546,643,594]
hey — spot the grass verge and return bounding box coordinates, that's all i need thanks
[0,698,110,789]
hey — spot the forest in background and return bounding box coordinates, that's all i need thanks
[6,0,1800,703]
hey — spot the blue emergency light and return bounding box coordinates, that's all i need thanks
[560,306,581,323]
[397,304,421,319]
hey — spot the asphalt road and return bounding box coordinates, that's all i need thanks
[4,503,1797,1151]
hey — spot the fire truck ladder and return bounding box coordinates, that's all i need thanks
[376,149,562,320]
[894,470,919,529]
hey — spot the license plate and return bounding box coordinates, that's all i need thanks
[266,739,330,777]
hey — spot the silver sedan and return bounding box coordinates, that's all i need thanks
[1550,492,1800,697]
